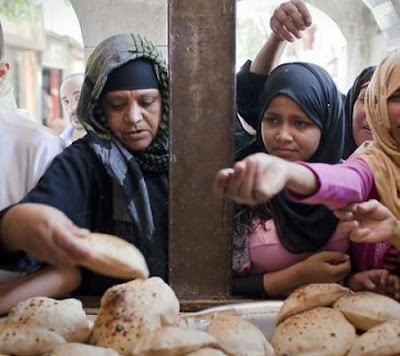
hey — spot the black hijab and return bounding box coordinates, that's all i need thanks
[238,62,345,254]
[343,66,376,159]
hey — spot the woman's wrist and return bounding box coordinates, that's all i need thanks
[286,162,318,196]
[270,32,284,44]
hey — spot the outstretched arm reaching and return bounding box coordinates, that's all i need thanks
[214,153,318,205]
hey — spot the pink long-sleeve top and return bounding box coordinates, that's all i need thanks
[249,218,349,274]
[249,160,373,274]
[288,157,395,272]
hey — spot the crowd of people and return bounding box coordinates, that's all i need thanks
[1,0,400,313]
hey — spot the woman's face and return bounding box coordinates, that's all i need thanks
[261,95,321,162]
[388,87,400,146]
[352,83,373,146]
[101,88,162,151]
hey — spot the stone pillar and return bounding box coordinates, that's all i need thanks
[169,0,235,300]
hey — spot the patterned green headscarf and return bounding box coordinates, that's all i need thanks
[77,33,169,242]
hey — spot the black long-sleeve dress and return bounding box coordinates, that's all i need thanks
[0,137,168,296]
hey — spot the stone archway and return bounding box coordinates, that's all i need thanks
[306,0,400,84]
[69,0,167,60]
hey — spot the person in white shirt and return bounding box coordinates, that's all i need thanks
[59,73,86,146]
[0,22,64,211]
[0,110,64,211]
[0,20,65,284]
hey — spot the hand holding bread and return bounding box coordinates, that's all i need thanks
[1,202,149,280]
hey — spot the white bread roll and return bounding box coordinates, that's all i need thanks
[276,283,351,324]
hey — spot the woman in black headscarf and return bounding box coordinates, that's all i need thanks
[224,62,350,298]
[0,34,169,296]
[343,66,375,159]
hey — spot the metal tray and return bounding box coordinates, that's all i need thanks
[180,300,282,340]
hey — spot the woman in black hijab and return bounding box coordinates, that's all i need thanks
[343,66,375,159]
[0,34,169,297]
[226,62,350,298]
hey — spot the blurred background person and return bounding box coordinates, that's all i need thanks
[0,20,64,212]
[0,19,64,284]
[59,73,86,146]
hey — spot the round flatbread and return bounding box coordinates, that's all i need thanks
[89,277,180,355]
[0,322,65,355]
[6,297,91,343]
[272,307,356,356]
[333,292,400,331]
[186,348,227,356]
[206,314,275,356]
[276,283,351,324]
[79,233,149,280]
[131,326,218,356]
[347,320,400,356]
[42,343,119,356]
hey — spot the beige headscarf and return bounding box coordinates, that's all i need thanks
[356,51,400,218]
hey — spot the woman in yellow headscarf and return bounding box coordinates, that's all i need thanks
[215,51,400,299]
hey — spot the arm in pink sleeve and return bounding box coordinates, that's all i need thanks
[289,158,374,210]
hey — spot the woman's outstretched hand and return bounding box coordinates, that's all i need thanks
[347,269,400,301]
[214,153,318,205]
[214,153,291,205]
[0,203,92,268]
[335,199,400,247]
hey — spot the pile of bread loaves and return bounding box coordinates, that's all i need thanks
[0,233,275,356]
[271,283,400,356]
[2,230,400,356]
[0,277,275,356]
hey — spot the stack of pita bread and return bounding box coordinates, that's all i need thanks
[4,279,400,355]
[7,231,400,355]
[271,283,400,356]
[0,297,92,355]
[0,277,275,355]
[0,230,276,356]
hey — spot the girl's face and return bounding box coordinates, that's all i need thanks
[388,87,400,146]
[352,83,373,146]
[261,95,322,162]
